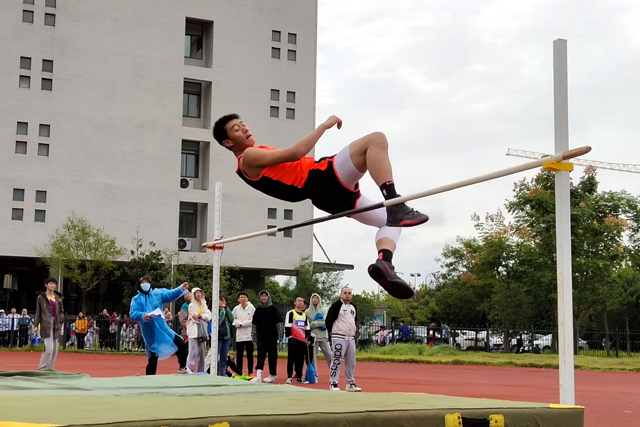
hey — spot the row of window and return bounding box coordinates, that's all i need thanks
[272,30,297,45]
[271,47,296,61]
[20,57,53,72]
[16,122,50,136]
[22,10,55,26]
[270,89,295,103]
[13,189,47,203]
[19,76,53,90]
[15,141,49,156]
[11,208,46,222]
[269,106,295,120]
[267,208,293,221]
[23,0,56,6]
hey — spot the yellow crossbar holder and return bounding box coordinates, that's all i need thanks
[543,161,574,172]
[444,413,505,427]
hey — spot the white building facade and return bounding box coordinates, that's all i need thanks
[0,0,317,311]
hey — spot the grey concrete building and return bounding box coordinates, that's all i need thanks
[1,0,318,312]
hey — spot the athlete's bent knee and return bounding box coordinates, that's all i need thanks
[367,131,388,148]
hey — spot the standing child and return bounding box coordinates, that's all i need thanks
[284,296,311,385]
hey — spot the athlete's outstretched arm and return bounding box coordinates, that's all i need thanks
[243,115,342,169]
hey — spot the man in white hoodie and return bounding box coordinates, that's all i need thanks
[232,292,255,377]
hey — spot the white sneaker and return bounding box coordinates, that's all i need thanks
[330,382,340,391]
[250,376,262,382]
[285,378,293,384]
[345,383,362,392]
[263,375,276,383]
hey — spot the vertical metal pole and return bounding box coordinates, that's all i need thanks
[553,38,576,405]
[209,182,222,375]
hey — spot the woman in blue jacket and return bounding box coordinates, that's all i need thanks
[130,275,189,375]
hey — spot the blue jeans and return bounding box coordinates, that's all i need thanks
[218,339,231,376]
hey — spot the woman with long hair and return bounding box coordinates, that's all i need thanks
[187,288,211,373]
[33,276,65,369]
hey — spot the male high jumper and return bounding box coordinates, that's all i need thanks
[213,114,428,299]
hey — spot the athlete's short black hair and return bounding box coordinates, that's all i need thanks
[213,113,240,149]
[44,276,57,285]
[237,291,248,299]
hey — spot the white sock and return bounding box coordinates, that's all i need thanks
[256,369,263,379]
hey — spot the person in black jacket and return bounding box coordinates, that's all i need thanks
[325,286,361,392]
[250,290,283,383]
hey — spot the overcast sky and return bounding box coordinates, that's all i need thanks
[310,0,640,294]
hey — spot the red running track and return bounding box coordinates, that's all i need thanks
[2,351,638,427]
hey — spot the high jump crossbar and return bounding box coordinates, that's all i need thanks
[202,145,591,249]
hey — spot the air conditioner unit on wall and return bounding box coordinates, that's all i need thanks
[180,178,194,189]
[178,237,192,251]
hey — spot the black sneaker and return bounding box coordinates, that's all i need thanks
[297,377,309,384]
[386,202,429,227]
[368,259,415,299]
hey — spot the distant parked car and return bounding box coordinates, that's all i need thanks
[452,330,485,350]
[534,334,589,351]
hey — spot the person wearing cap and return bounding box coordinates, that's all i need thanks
[129,275,190,375]
[33,276,65,369]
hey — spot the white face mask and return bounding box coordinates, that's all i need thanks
[140,283,151,292]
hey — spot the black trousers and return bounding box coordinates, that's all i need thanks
[146,334,188,375]
[76,333,86,350]
[287,339,306,379]
[255,340,278,376]
[236,341,254,374]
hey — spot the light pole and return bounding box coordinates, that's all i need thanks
[409,273,421,291]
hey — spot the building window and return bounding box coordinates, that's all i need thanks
[23,10,34,23]
[184,21,203,59]
[24,0,34,4]
[287,50,297,62]
[13,189,25,202]
[42,78,52,91]
[38,143,49,156]
[267,225,276,236]
[288,33,297,44]
[181,141,199,178]
[19,75,30,88]
[283,229,293,238]
[12,208,24,221]
[179,202,198,238]
[42,59,53,73]
[15,141,27,154]
[286,91,296,103]
[286,108,295,120]
[17,122,28,135]
[182,81,201,118]
[270,89,280,101]
[270,106,279,118]
[36,190,47,203]
[272,30,281,42]
[34,210,46,222]
[267,208,277,219]
[284,209,293,220]
[20,57,31,70]
[39,124,50,137]
[271,47,280,59]
[45,0,56,7]
[44,13,55,26]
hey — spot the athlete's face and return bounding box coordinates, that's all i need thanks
[224,119,255,149]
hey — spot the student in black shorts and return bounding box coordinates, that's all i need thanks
[213,114,428,299]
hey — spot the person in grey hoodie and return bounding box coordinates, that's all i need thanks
[305,293,332,377]
[325,286,361,392]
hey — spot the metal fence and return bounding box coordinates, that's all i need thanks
[355,322,640,358]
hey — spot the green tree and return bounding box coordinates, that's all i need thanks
[281,255,343,303]
[122,234,175,305]
[37,215,125,313]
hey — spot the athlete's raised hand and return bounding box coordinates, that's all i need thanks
[322,115,342,130]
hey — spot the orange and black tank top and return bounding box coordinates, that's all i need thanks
[236,145,361,215]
